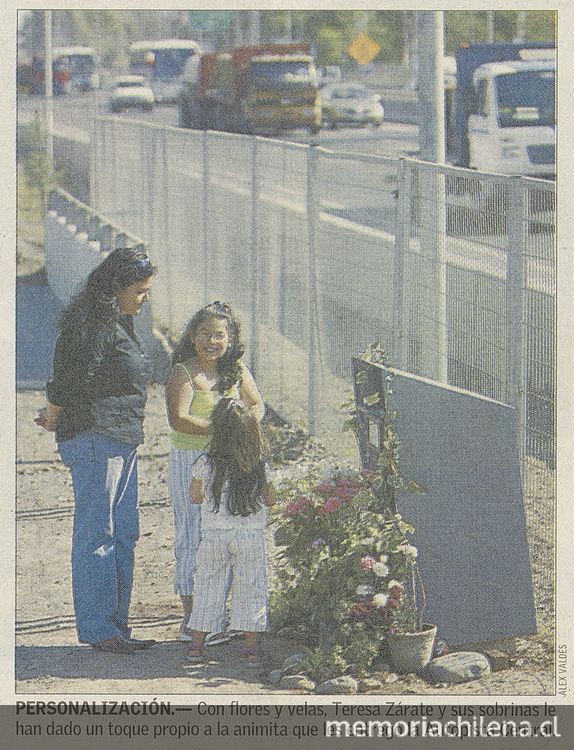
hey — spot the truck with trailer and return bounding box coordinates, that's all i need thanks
[178,42,321,135]
[450,41,555,178]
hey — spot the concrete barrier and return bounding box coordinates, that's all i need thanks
[45,188,171,382]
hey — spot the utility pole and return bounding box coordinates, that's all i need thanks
[44,9,53,165]
[285,10,293,42]
[487,11,495,43]
[416,10,445,163]
[249,10,260,46]
[515,11,526,42]
[233,11,243,47]
[416,11,447,382]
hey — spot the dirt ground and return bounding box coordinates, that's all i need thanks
[15,241,554,698]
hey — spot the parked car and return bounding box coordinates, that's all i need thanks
[108,75,154,113]
[320,82,384,128]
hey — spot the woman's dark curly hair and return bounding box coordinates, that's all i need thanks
[171,301,245,394]
[59,246,156,330]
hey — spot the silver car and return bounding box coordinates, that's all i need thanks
[109,75,155,113]
[321,83,384,129]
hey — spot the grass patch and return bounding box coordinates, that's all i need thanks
[17,169,44,249]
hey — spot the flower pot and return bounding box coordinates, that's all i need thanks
[386,624,437,674]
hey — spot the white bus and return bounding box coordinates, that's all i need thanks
[127,39,201,103]
[53,46,99,91]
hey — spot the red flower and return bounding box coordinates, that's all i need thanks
[389,585,403,599]
[349,601,374,621]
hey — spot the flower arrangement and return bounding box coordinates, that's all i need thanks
[271,462,426,675]
[270,347,431,679]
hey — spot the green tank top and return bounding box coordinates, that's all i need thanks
[170,364,239,451]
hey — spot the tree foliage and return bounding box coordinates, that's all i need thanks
[19,10,556,69]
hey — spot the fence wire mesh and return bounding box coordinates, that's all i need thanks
[91,119,555,617]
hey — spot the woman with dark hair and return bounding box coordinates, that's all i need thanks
[165,302,264,642]
[35,246,157,654]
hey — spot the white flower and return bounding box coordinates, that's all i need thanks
[372,561,390,577]
[388,580,404,591]
[356,585,374,597]
[400,544,418,559]
[379,554,388,563]
[373,593,388,608]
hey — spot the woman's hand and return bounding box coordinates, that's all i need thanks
[34,404,60,432]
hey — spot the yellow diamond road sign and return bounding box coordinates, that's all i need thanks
[347,32,381,65]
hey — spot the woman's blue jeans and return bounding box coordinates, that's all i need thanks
[58,430,139,644]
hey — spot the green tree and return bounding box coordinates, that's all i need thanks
[315,27,344,66]
[21,114,60,208]
[368,11,405,63]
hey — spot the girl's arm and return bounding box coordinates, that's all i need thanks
[263,483,276,507]
[165,365,211,434]
[190,477,204,504]
[239,362,265,422]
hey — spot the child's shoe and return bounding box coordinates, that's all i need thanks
[178,623,194,641]
[186,643,206,664]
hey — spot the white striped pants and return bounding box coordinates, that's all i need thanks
[168,447,202,596]
[188,528,268,634]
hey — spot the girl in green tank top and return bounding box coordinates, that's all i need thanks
[165,302,265,636]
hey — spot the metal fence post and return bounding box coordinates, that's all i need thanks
[160,129,174,331]
[392,159,409,369]
[249,135,260,378]
[90,119,98,212]
[419,163,447,382]
[278,140,287,335]
[506,177,527,445]
[306,144,320,435]
[202,130,210,305]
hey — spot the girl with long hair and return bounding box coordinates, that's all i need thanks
[165,302,264,641]
[36,246,157,653]
[186,398,275,666]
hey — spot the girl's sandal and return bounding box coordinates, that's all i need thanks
[241,647,263,669]
[186,643,206,664]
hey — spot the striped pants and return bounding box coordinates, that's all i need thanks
[188,528,268,634]
[168,447,202,596]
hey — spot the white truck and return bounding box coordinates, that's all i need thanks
[452,42,555,179]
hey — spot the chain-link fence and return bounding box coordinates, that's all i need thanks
[91,118,555,607]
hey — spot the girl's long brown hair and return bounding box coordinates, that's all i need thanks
[207,398,267,516]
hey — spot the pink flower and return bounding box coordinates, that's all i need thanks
[314,482,336,495]
[283,496,313,517]
[360,555,376,570]
[333,487,354,500]
[316,497,342,515]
